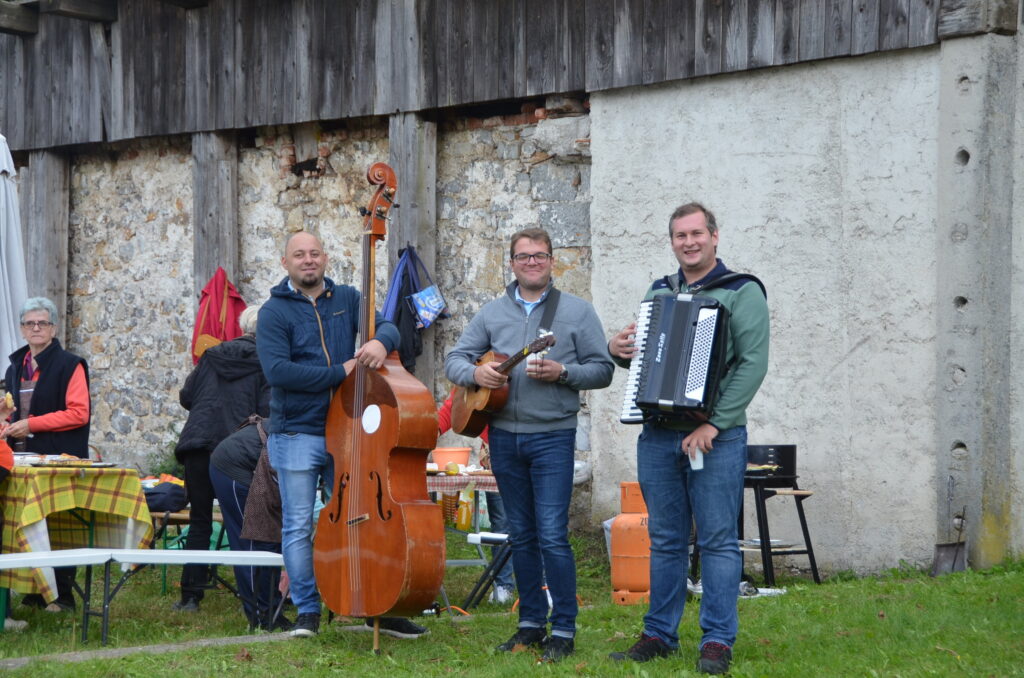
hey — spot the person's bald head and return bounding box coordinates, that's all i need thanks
[281,231,328,295]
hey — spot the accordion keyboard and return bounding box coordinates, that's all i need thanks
[620,299,653,424]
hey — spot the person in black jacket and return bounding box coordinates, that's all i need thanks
[173,304,270,612]
[209,416,288,630]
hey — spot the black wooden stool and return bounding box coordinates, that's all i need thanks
[740,444,820,586]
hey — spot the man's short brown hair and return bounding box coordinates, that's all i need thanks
[668,202,718,237]
[509,228,553,259]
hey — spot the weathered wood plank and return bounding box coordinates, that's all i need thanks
[722,0,748,73]
[89,23,110,140]
[291,0,314,124]
[798,0,826,60]
[585,0,615,91]
[565,0,586,92]
[313,0,347,119]
[908,0,938,47]
[937,0,1017,38]
[0,2,39,35]
[851,0,880,54]
[879,0,910,50]
[526,0,551,95]
[107,2,128,141]
[824,0,853,57]
[38,0,117,23]
[747,0,774,69]
[387,112,437,383]
[664,0,695,80]
[20,151,70,318]
[159,0,208,8]
[349,0,376,116]
[610,0,643,89]
[642,0,667,83]
[774,0,800,65]
[694,0,723,77]
[191,131,239,300]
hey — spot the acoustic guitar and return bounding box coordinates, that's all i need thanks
[450,334,557,436]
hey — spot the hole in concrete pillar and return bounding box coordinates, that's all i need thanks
[951,441,968,457]
[953,296,968,311]
[950,223,968,242]
[951,365,966,386]
[955,148,970,166]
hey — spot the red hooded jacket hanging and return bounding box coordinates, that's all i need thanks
[191,267,247,364]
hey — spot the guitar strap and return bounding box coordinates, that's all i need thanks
[538,288,561,333]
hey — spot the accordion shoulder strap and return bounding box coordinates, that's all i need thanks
[665,272,767,299]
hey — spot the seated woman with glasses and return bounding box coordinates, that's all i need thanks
[3,296,91,613]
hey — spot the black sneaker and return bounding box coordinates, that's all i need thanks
[496,626,547,652]
[373,617,428,639]
[697,641,733,675]
[540,635,574,662]
[258,614,293,632]
[20,594,46,609]
[172,598,200,613]
[290,612,321,638]
[609,632,675,661]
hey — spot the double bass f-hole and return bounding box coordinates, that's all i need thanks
[369,470,392,522]
[328,471,350,524]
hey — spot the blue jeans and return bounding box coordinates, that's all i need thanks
[638,424,747,650]
[209,465,284,627]
[489,427,576,638]
[485,491,515,590]
[267,432,333,616]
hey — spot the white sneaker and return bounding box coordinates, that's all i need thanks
[4,618,28,631]
[687,578,703,595]
[489,585,515,604]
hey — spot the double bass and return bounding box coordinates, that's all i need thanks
[313,163,445,625]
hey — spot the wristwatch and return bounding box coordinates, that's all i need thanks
[558,366,569,385]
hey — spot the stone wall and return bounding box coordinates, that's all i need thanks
[63,111,597,516]
[67,123,390,469]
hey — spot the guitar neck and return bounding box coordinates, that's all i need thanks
[495,345,537,375]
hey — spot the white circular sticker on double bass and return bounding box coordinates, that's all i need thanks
[361,404,382,434]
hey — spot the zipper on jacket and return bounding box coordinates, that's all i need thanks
[307,296,332,366]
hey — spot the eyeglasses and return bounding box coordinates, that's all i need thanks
[21,321,54,329]
[511,252,552,263]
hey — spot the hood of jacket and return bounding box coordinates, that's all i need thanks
[203,334,262,382]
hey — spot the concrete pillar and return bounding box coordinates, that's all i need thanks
[935,33,1018,568]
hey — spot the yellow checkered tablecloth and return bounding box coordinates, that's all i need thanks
[1,467,153,601]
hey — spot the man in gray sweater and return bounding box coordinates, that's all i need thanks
[445,228,613,663]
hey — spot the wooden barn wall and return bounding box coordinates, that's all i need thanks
[1,0,1001,152]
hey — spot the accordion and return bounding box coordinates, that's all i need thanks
[620,293,729,424]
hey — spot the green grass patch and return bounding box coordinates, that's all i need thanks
[2,532,1022,677]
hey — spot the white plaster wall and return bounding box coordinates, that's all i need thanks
[589,50,941,572]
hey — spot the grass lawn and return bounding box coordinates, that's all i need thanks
[1,531,1021,677]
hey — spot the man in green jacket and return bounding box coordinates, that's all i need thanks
[607,203,769,675]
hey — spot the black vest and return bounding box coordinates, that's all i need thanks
[5,339,91,457]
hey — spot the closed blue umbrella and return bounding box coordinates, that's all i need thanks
[0,132,28,378]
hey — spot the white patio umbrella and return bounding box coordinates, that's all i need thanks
[0,132,28,381]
